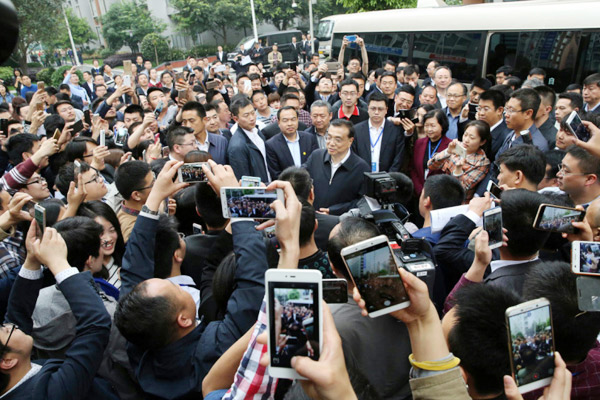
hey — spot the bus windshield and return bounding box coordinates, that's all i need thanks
[316,20,334,41]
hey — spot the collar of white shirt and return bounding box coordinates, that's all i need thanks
[283,132,299,144]
[490,256,539,274]
[490,118,503,132]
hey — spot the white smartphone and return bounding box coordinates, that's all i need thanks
[487,180,503,200]
[572,240,600,276]
[177,162,211,183]
[533,204,585,234]
[340,234,410,318]
[123,75,132,87]
[73,160,81,189]
[483,207,503,250]
[266,269,323,380]
[241,175,261,187]
[99,129,105,147]
[214,64,227,73]
[220,187,284,219]
[452,143,467,158]
[244,79,252,93]
[565,110,591,142]
[505,298,555,394]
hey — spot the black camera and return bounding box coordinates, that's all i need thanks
[364,172,398,206]
[393,238,436,299]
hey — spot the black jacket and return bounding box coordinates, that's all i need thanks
[261,120,308,140]
[266,131,318,179]
[303,149,370,215]
[227,126,270,182]
[484,259,544,295]
[181,230,221,288]
[351,119,405,172]
[120,215,267,399]
[5,271,116,400]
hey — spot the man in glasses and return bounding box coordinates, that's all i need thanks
[166,126,197,163]
[557,146,600,207]
[55,161,108,203]
[19,173,51,202]
[0,223,114,399]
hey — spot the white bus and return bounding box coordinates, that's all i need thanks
[315,0,600,91]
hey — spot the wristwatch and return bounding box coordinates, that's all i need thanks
[141,205,159,216]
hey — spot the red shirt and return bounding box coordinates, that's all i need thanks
[338,104,360,120]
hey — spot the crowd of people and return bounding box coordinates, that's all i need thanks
[0,28,599,400]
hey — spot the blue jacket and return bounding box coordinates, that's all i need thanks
[227,126,270,182]
[206,132,228,165]
[303,149,371,215]
[120,213,267,399]
[4,271,115,400]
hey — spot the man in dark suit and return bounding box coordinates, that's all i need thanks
[352,92,404,173]
[303,119,370,215]
[204,103,232,141]
[473,90,510,163]
[436,189,550,295]
[227,97,270,182]
[81,71,94,101]
[304,64,339,107]
[290,37,300,63]
[261,94,308,140]
[215,46,227,64]
[306,33,319,58]
[59,84,84,111]
[181,102,228,164]
[266,106,318,179]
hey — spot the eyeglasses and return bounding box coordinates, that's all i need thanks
[340,91,357,97]
[84,173,103,185]
[25,177,46,185]
[476,106,493,113]
[558,163,589,176]
[132,172,156,192]
[504,108,525,115]
[0,323,18,356]
[368,106,386,113]
[324,134,345,145]
[446,93,465,99]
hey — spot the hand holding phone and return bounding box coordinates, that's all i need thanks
[566,111,591,142]
[483,207,503,250]
[178,162,210,183]
[266,269,323,380]
[533,204,585,234]
[487,180,503,200]
[34,204,46,239]
[221,187,283,219]
[571,240,600,276]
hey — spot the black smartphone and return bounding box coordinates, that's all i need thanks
[71,119,84,135]
[468,103,477,120]
[323,279,348,303]
[533,204,585,234]
[0,119,8,136]
[84,110,92,126]
[487,180,504,199]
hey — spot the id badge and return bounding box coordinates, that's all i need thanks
[371,161,378,172]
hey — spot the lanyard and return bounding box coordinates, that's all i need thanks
[370,125,384,153]
[428,139,442,160]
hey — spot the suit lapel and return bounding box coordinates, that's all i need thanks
[277,134,295,166]
[359,124,371,164]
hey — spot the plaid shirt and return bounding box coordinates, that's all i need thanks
[428,148,490,200]
[0,231,25,279]
[222,300,277,399]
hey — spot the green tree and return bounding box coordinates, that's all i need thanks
[287,289,300,300]
[11,0,66,72]
[171,0,252,44]
[101,0,166,52]
[141,34,170,65]
[44,9,95,49]
[335,0,416,13]
[255,0,308,31]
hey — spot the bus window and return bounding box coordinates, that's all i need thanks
[487,31,581,92]
[333,32,409,69]
[412,32,483,84]
[580,31,600,80]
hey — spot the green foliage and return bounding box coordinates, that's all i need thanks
[43,9,95,49]
[335,0,416,12]
[51,65,83,87]
[99,48,114,59]
[141,34,170,65]
[287,289,300,300]
[11,0,66,71]
[0,67,14,84]
[169,49,186,61]
[27,62,43,68]
[171,0,252,44]
[35,67,55,85]
[101,0,166,52]
[255,0,308,31]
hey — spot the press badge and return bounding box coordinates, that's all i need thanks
[371,161,378,172]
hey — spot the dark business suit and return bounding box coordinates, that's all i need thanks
[227,126,270,182]
[484,259,544,295]
[410,136,452,195]
[489,119,511,162]
[303,149,370,215]
[182,231,221,288]
[495,123,548,160]
[205,132,229,165]
[290,42,300,62]
[261,121,308,140]
[209,128,232,142]
[351,119,405,172]
[82,81,94,101]
[304,78,339,108]
[215,52,227,63]
[315,212,339,251]
[266,131,318,179]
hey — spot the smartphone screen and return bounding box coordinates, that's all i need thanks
[84,110,92,126]
[34,204,46,238]
[507,302,554,391]
[114,127,128,146]
[483,208,503,249]
[323,279,348,303]
[488,181,503,199]
[342,240,409,316]
[241,176,261,187]
[576,276,600,312]
[268,281,320,368]
[568,112,591,142]
[178,162,210,183]
[100,130,106,147]
[468,103,477,120]
[71,120,84,134]
[0,119,8,135]
[575,241,600,275]
[535,205,585,234]
[223,188,279,219]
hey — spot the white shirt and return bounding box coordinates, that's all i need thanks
[167,275,200,318]
[331,149,351,181]
[368,119,385,172]
[196,136,210,152]
[284,132,302,167]
[490,256,539,274]
[242,127,272,181]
